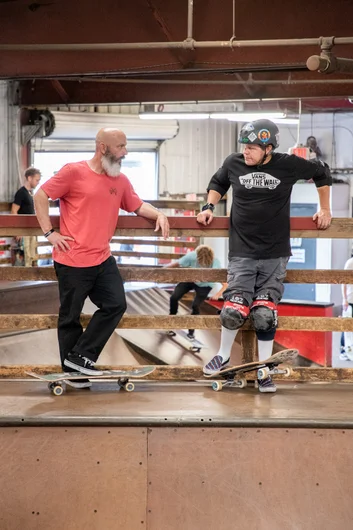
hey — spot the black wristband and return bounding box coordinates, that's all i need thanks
[44,229,55,238]
[201,203,215,212]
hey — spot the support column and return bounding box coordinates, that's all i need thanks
[0,80,21,202]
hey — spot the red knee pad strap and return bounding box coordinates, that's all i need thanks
[224,300,250,318]
[251,300,277,311]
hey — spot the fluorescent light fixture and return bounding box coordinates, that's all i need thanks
[138,111,298,124]
[139,112,210,120]
[273,118,299,125]
[210,112,286,121]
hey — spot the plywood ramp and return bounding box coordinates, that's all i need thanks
[147,427,353,530]
[0,427,147,530]
[1,425,353,529]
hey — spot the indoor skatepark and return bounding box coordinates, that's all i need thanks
[1,216,353,529]
[2,0,353,528]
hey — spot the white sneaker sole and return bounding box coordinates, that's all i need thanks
[64,359,103,376]
[63,379,92,389]
[258,386,277,393]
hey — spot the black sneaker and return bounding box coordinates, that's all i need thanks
[187,332,195,340]
[64,352,103,376]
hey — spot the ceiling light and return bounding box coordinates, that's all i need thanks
[139,112,210,120]
[210,112,286,121]
[273,118,299,125]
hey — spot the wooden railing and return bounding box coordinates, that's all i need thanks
[0,200,202,264]
[1,214,353,381]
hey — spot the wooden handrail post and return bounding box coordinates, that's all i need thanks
[241,330,258,364]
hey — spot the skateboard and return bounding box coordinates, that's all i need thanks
[26,366,155,396]
[163,330,206,353]
[205,349,298,391]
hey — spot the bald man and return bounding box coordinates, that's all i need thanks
[35,128,169,388]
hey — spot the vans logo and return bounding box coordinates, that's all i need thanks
[239,172,280,190]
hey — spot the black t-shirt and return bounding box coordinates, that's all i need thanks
[207,152,332,259]
[13,186,34,214]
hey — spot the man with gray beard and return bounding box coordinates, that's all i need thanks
[34,128,169,388]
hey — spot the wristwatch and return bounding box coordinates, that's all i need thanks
[201,203,215,213]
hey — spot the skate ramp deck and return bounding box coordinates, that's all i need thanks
[114,286,242,366]
[0,328,147,366]
[0,283,242,367]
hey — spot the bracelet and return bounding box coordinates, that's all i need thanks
[44,229,55,238]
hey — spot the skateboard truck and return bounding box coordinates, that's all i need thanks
[212,377,247,392]
[47,378,136,396]
[257,364,293,380]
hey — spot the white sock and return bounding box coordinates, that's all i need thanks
[258,340,274,362]
[217,326,239,361]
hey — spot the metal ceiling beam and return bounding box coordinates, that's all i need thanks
[17,79,353,106]
[50,80,69,103]
[146,0,193,68]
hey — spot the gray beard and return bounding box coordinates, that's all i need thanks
[101,156,122,177]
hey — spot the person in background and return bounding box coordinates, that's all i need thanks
[341,252,353,361]
[165,245,226,340]
[11,167,41,267]
[305,136,323,160]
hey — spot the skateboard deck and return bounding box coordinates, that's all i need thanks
[26,366,155,395]
[162,330,206,353]
[205,349,298,391]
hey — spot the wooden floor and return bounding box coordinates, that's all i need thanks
[1,380,353,427]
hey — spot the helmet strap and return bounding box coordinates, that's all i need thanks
[259,146,273,165]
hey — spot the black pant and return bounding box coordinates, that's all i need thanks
[54,256,127,367]
[169,282,212,334]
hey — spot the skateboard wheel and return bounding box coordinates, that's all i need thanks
[212,381,223,392]
[52,385,64,396]
[257,367,269,380]
[191,347,201,353]
[238,378,247,389]
[283,366,293,377]
[118,378,128,388]
[125,382,135,392]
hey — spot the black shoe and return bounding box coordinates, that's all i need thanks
[187,332,195,340]
[64,352,103,376]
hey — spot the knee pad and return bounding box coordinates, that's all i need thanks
[250,296,277,332]
[220,296,250,330]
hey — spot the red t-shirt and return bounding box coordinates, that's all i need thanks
[41,161,143,267]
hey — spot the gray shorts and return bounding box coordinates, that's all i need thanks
[223,256,289,306]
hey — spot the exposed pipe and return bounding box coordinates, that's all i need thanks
[1,36,353,51]
[50,77,353,85]
[296,99,302,145]
[187,0,194,41]
[307,55,353,74]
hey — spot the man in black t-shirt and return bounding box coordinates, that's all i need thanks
[197,119,332,392]
[11,167,41,266]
